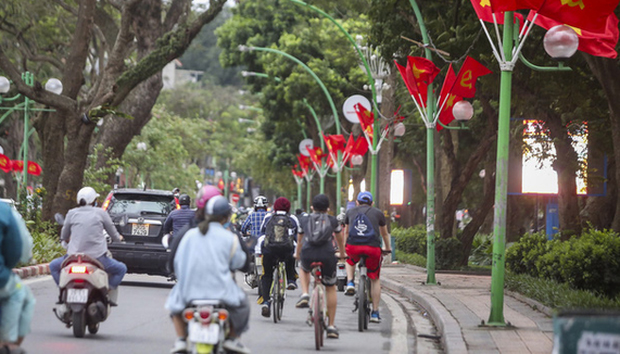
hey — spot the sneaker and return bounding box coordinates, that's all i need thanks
[295,294,310,308]
[287,281,297,290]
[170,339,187,353]
[261,302,271,318]
[222,338,251,354]
[345,282,356,296]
[326,326,339,339]
[370,310,381,323]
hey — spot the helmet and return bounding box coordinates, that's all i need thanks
[77,187,100,205]
[196,185,222,209]
[205,196,232,217]
[254,196,268,210]
[273,197,291,212]
[179,194,190,206]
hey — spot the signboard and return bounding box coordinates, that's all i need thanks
[342,95,371,123]
[298,139,314,156]
[231,193,240,203]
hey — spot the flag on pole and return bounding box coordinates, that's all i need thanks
[395,61,423,107]
[27,161,42,176]
[528,11,619,59]
[322,134,346,155]
[450,56,492,98]
[469,0,525,26]
[437,64,463,131]
[0,154,11,173]
[354,102,375,142]
[11,160,23,172]
[531,0,618,34]
[297,154,311,173]
[306,146,327,168]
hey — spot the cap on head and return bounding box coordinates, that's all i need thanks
[196,185,222,209]
[274,197,291,212]
[205,195,232,217]
[357,191,373,204]
[179,194,191,206]
[76,187,99,205]
[312,194,330,212]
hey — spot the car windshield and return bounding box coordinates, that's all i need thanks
[108,194,174,216]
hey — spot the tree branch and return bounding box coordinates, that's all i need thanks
[164,0,191,32]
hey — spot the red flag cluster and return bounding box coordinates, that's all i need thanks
[394,57,440,109]
[0,154,42,175]
[469,0,620,57]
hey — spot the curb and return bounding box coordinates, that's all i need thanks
[382,277,468,354]
[13,263,50,279]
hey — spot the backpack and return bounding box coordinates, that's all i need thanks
[264,214,294,250]
[305,213,334,246]
[347,208,376,244]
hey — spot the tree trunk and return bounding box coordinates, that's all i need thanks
[583,54,620,232]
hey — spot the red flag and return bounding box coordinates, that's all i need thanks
[469,0,525,27]
[405,56,440,106]
[354,103,375,142]
[346,135,369,156]
[297,154,311,173]
[27,161,42,176]
[451,56,492,98]
[529,11,619,59]
[532,0,618,34]
[322,134,346,155]
[306,146,326,168]
[395,61,424,107]
[0,154,11,173]
[11,160,24,172]
[437,64,463,131]
[292,167,304,178]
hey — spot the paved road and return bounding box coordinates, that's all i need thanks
[21,272,409,353]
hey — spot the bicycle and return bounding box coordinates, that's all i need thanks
[270,258,287,323]
[307,262,327,350]
[353,250,391,332]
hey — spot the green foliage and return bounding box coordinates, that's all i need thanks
[435,237,463,270]
[393,225,427,255]
[469,233,494,266]
[27,221,64,265]
[506,272,620,311]
[507,229,620,298]
[84,144,124,197]
[395,250,426,268]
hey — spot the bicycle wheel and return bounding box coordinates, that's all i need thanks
[277,265,285,321]
[357,275,366,332]
[273,268,280,323]
[364,277,370,330]
[313,289,322,350]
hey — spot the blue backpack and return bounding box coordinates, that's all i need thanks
[348,208,376,244]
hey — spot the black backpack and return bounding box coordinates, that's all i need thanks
[305,213,334,246]
[347,208,376,244]
[264,214,294,250]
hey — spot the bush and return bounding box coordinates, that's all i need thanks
[469,233,493,266]
[505,232,550,274]
[22,221,65,266]
[436,237,463,270]
[393,225,427,256]
[395,250,426,268]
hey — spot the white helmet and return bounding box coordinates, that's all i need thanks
[253,196,268,210]
[76,187,100,205]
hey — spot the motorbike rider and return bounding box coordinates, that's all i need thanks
[163,194,195,240]
[49,187,127,307]
[256,197,300,317]
[166,196,251,354]
[240,196,269,250]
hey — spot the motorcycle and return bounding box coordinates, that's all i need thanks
[183,300,231,354]
[53,253,113,338]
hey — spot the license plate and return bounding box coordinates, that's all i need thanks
[188,321,220,344]
[67,288,89,303]
[337,266,346,278]
[131,223,149,236]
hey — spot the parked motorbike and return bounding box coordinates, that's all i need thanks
[183,300,231,354]
[53,253,113,338]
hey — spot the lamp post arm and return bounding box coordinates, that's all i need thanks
[518,52,572,72]
[437,119,470,130]
[302,99,325,150]
[0,102,27,125]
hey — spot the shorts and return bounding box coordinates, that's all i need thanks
[346,244,383,280]
[300,244,337,286]
[0,275,35,342]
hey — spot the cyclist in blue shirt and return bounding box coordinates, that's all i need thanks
[240,196,268,250]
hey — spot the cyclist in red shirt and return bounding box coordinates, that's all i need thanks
[343,191,391,323]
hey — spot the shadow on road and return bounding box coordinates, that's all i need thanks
[120,281,175,289]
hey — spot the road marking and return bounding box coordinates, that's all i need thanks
[383,292,410,354]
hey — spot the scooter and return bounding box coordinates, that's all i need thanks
[53,253,113,338]
[183,300,231,354]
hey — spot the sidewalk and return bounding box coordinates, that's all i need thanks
[381,264,553,354]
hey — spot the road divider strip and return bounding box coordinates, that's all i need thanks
[13,263,50,279]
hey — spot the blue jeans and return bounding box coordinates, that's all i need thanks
[50,254,127,288]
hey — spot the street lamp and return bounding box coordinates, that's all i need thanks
[0,72,63,192]
[453,101,474,121]
[543,25,579,60]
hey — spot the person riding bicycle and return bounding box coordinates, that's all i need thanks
[295,194,345,339]
[256,197,300,318]
[49,187,127,306]
[240,196,269,249]
[343,191,391,323]
[163,194,195,240]
[166,195,251,354]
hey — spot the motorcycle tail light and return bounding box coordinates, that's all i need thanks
[199,308,211,322]
[70,266,88,274]
[218,309,229,321]
[183,308,195,322]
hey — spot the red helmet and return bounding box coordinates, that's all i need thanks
[196,185,222,209]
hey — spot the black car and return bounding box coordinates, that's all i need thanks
[102,188,180,277]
